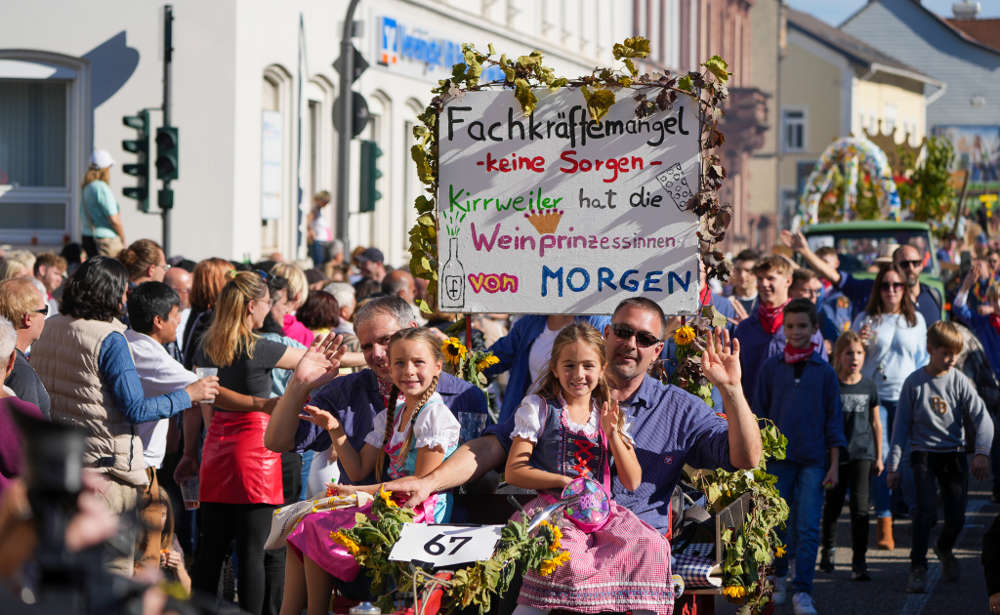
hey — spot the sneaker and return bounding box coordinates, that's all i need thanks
[906,567,927,593]
[934,545,960,582]
[819,549,834,573]
[773,577,787,605]
[792,592,818,615]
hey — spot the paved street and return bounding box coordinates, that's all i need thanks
[718,477,997,615]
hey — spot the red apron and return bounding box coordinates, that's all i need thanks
[199,410,283,505]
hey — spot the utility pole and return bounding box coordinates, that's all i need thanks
[161,4,174,254]
[336,0,362,256]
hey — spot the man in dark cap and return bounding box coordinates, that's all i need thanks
[353,247,386,293]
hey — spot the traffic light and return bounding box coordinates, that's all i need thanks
[122,110,150,212]
[359,139,382,213]
[155,126,179,181]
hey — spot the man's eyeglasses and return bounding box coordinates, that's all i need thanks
[880,282,905,291]
[898,259,922,270]
[610,323,660,348]
[34,305,49,316]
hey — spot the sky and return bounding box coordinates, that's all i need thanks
[786,0,1000,26]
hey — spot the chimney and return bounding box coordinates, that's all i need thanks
[952,1,981,19]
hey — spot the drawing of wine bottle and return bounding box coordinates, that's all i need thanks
[441,237,466,309]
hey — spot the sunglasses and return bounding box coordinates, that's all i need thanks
[610,323,660,348]
[254,269,270,282]
[34,305,49,316]
[898,259,922,269]
[880,282,905,291]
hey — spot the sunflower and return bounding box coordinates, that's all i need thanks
[538,520,563,552]
[476,354,500,372]
[775,544,787,558]
[378,485,399,509]
[330,530,362,557]
[539,550,571,576]
[673,325,696,346]
[441,337,467,365]
[722,585,746,600]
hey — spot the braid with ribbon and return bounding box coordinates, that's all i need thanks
[374,384,401,482]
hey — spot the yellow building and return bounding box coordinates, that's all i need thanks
[777,7,943,227]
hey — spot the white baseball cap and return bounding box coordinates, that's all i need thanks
[90,149,115,169]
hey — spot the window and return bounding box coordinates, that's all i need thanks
[782,108,807,152]
[883,104,897,135]
[0,81,67,187]
[0,52,85,246]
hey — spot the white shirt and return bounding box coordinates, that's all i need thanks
[511,394,634,445]
[363,392,460,454]
[125,329,198,469]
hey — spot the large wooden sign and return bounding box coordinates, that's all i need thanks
[437,87,701,315]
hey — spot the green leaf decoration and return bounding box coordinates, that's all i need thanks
[704,55,730,84]
[579,86,615,123]
[513,78,538,115]
[677,74,694,93]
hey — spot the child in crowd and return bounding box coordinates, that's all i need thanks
[735,255,827,403]
[888,321,994,593]
[753,299,846,615]
[819,331,882,581]
[505,323,672,615]
[283,327,461,615]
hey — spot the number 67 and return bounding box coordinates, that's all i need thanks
[423,533,472,556]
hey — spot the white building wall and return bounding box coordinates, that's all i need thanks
[0,0,630,266]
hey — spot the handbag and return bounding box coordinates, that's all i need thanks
[264,491,373,550]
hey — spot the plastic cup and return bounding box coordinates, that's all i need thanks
[180,478,200,510]
[194,366,218,403]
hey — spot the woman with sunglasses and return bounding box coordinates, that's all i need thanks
[851,263,928,551]
[485,313,610,423]
[190,270,323,615]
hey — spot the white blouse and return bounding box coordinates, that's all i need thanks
[364,392,461,453]
[511,393,634,444]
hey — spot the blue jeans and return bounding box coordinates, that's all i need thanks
[771,461,825,595]
[871,400,915,517]
[871,404,892,518]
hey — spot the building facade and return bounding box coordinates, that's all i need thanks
[0,0,630,264]
[777,7,937,227]
[841,0,1000,195]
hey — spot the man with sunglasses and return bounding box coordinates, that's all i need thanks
[783,231,942,327]
[0,278,50,417]
[380,297,763,536]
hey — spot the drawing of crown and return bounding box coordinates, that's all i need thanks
[524,209,564,235]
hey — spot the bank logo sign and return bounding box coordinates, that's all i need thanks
[377,15,503,81]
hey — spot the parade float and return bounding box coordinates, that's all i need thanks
[283,37,788,615]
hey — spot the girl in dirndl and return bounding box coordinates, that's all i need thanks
[283,327,461,615]
[505,322,673,615]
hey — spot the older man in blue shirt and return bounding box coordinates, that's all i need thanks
[382,297,762,534]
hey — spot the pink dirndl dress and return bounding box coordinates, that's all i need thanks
[286,394,459,581]
[512,395,674,615]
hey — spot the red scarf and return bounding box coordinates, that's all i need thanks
[784,342,817,364]
[990,314,1000,337]
[700,285,712,306]
[757,300,788,335]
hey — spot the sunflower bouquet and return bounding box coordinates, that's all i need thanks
[337,487,569,613]
[441,336,498,393]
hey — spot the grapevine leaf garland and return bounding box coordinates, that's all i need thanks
[407,38,734,314]
[339,489,569,614]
